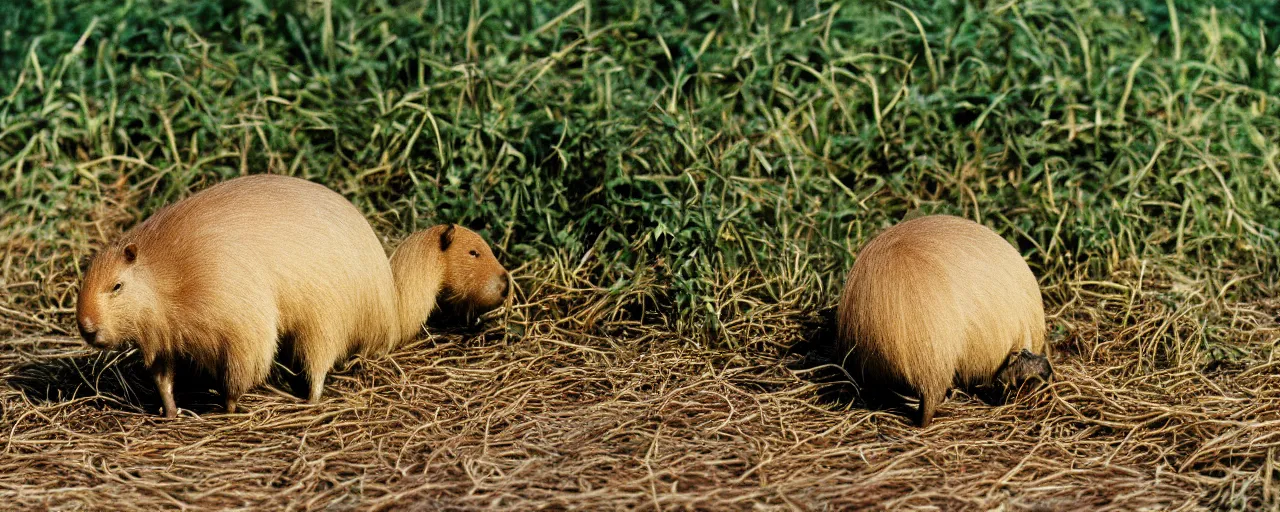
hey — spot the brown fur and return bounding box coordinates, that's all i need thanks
[77,174,402,417]
[388,224,509,343]
[834,215,1050,427]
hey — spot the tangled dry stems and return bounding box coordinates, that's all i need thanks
[2,268,1277,511]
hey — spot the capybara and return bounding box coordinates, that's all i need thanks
[994,349,1054,392]
[77,174,400,417]
[77,174,510,418]
[389,223,510,341]
[834,214,1051,427]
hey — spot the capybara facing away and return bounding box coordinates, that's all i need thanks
[77,174,510,418]
[835,214,1052,427]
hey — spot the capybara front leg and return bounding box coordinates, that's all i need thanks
[151,360,177,418]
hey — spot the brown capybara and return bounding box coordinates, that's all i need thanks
[77,174,400,417]
[389,223,510,341]
[76,174,510,418]
[834,214,1051,427]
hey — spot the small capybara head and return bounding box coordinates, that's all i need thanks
[77,242,155,350]
[435,224,509,315]
[994,349,1054,391]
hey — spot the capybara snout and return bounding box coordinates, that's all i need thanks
[477,270,511,312]
[485,270,511,307]
[77,319,98,347]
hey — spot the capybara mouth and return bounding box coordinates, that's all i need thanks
[82,331,135,351]
[82,335,111,350]
[479,298,506,314]
[465,302,502,322]
[434,295,504,329]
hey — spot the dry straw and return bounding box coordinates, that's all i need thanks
[2,263,1277,510]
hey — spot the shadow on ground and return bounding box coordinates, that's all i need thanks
[4,315,506,418]
[782,305,915,417]
[782,305,1052,424]
[8,350,253,416]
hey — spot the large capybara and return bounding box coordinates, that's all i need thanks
[834,214,1052,427]
[77,174,509,417]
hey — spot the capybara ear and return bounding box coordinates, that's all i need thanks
[123,243,138,264]
[439,224,456,252]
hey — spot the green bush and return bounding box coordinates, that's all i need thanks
[2,0,1277,347]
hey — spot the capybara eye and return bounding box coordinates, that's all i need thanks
[112,282,122,293]
[468,250,479,258]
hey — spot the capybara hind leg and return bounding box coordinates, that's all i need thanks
[221,373,250,414]
[293,330,342,404]
[301,341,338,404]
[151,360,177,418]
[917,387,943,428]
[306,366,329,404]
[224,387,240,414]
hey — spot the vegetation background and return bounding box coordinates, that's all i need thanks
[1,0,1278,509]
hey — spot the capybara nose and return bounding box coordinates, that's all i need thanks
[500,275,510,298]
[79,320,98,346]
